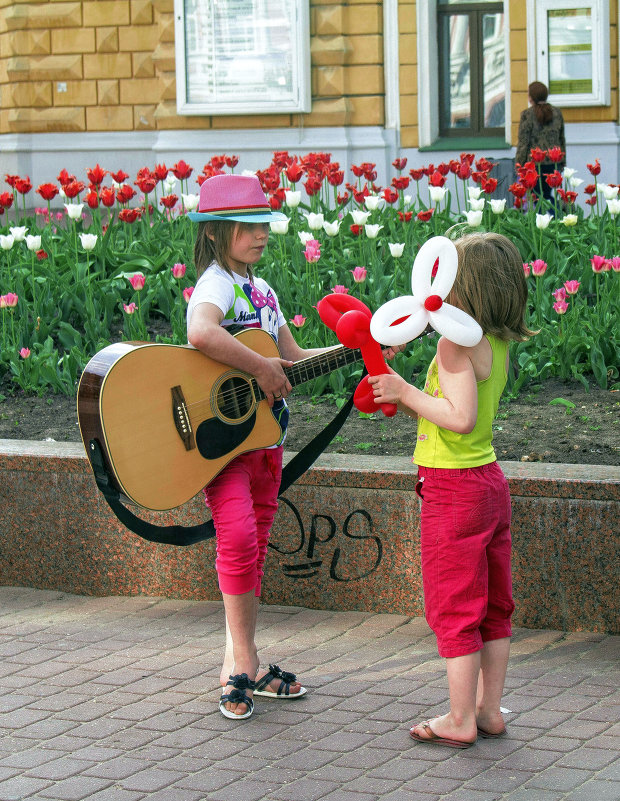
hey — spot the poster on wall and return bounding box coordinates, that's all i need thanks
[547,7,593,95]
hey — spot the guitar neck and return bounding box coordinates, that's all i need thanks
[252,345,361,401]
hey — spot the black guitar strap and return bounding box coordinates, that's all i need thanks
[87,391,356,547]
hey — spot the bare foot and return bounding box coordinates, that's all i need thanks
[476,708,506,736]
[410,713,477,745]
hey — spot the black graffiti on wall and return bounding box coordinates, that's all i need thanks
[269,498,383,581]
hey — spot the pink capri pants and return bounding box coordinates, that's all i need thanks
[204,447,283,597]
[417,461,515,658]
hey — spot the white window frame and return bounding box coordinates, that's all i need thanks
[528,0,610,107]
[173,0,311,116]
[417,0,511,147]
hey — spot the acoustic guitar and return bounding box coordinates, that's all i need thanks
[77,329,360,511]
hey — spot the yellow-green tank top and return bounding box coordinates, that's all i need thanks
[413,335,509,468]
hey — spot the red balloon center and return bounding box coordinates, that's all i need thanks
[424,294,443,312]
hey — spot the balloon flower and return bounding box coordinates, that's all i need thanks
[317,294,397,417]
[370,236,483,348]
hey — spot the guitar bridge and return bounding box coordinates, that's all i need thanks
[171,385,196,451]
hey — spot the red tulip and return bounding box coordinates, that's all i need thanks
[337,191,350,206]
[392,175,410,190]
[118,208,141,223]
[0,191,14,209]
[86,164,106,186]
[327,169,344,187]
[530,147,547,162]
[116,184,136,204]
[36,183,59,201]
[382,188,399,204]
[160,194,178,209]
[100,187,116,207]
[392,157,408,171]
[304,175,322,196]
[436,162,450,176]
[110,169,129,183]
[136,176,157,194]
[85,190,99,208]
[416,209,434,222]
[548,147,564,163]
[37,249,49,260]
[587,159,601,176]
[509,182,527,199]
[286,162,304,184]
[429,171,446,188]
[172,160,193,180]
[476,157,496,173]
[63,180,85,198]
[4,174,19,188]
[409,168,425,181]
[456,162,472,180]
[153,163,168,181]
[545,171,563,189]
[481,176,498,194]
[349,224,362,236]
[14,176,32,195]
[398,211,413,222]
[225,154,239,168]
[57,168,76,186]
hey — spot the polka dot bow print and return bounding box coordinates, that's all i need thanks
[370,236,483,348]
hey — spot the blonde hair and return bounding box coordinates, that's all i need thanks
[452,232,535,342]
[193,220,255,280]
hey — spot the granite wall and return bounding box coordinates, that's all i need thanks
[0,440,617,633]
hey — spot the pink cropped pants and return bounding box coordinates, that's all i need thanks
[417,461,515,659]
[204,447,283,597]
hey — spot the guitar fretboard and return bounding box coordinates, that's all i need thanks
[251,345,360,401]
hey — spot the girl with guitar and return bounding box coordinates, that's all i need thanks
[187,174,400,719]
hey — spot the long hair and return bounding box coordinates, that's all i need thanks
[452,233,536,342]
[193,220,255,280]
[529,81,553,126]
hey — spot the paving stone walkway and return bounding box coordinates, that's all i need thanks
[0,587,618,801]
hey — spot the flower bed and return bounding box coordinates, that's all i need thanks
[0,151,618,398]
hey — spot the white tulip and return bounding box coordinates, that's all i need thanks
[26,235,42,251]
[464,210,483,227]
[388,242,405,258]
[323,220,341,236]
[468,186,483,200]
[490,199,506,214]
[562,167,577,180]
[364,195,382,211]
[351,209,370,225]
[182,193,199,211]
[403,194,412,206]
[270,219,290,235]
[242,169,257,177]
[365,224,383,239]
[535,213,552,229]
[568,177,583,189]
[429,185,447,204]
[601,184,619,201]
[298,231,314,244]
[0,234,14,250]
[306,212,324,230]
[9,226,27,242]
[65,203,84,220]
[79,233,98,250]
[561,214,578,227]
[607,198,620,216]
[285,190,301,208]
[163,176,177,193]
[469,198,485,211]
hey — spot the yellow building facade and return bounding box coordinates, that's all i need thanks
[1,0,618,187]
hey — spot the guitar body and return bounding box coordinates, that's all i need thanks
[77,329,284,511]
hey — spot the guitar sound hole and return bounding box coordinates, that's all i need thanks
[216,376,254,421]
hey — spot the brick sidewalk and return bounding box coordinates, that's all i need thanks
[0,587,618,801]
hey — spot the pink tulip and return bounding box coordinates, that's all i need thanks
[553,300,568,314]
[3,292,18,308]
[183,286,194,303]
[552,287,566,302]
[303,239,321,263]
[350,266,368,283]
[123,302,137,314]
[332,285,349,294]
[172,262,186,279]
[290,314,306,328]
[609,256,620,272]
[19,347,30,359]
[564,280,580,295]
[129,274,145,291]
[590,255,607,273]
[531,259,547,277]
[522,262,531,278]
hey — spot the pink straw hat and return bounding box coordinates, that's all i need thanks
[188,174,287,223]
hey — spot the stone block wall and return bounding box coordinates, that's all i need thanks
[0,0,386,135]
[1,440,617,635]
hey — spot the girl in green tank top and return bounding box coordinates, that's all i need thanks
[369,233,535,749]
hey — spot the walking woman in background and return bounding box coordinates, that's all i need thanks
[515,81,566,203]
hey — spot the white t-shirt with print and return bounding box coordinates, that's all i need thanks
[186,262,285,340]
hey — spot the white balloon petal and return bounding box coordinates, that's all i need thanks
[411,236,458,299]
[370,297,427,346]
[430,304,483,347]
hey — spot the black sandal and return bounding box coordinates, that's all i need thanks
[254,664,307,699]
[219,673,255,719]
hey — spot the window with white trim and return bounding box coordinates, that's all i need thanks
[532,0,610,106]
[174,0,311,115]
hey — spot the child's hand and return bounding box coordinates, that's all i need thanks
[368,370,407,405]
[381,343,406,361]
[256,357,293,406]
